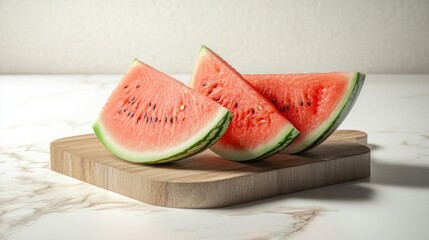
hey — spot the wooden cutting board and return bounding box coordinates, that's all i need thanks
[50,130,370,208]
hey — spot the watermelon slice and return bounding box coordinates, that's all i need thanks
[190,46,299,161]
[244,72,365,154]
[93,60,232,164]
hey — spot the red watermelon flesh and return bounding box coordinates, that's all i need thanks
[93,60,232,164]
[244,72,365,154]
[190,46,299,161]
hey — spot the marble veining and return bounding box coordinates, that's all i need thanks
[1,143,325,239]
[1,74,429,240]
[0,143,165,239]
[0,75,328,240]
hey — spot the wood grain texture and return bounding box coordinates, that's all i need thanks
[50,130,370,208]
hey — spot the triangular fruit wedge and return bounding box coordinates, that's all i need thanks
[93,60,232,164]
[244,72,365,154]
[190,46,299,161]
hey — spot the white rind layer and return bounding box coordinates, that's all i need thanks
[283,72,364,154]
[210,124,298,161]
[93,107,231,163]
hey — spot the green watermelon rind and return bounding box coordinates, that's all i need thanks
[211,124,300,161]
[93,108,232,164]
[192,45,301,161]
[257,127,300,159]
[156,111,233,163]
[283,72,365,154]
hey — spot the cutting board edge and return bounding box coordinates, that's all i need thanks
[50,145,370,209]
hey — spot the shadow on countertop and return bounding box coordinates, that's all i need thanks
[286,143,429,202]
[370,159,429,188]
[223,143,429,208]
[286,158,429,203]
[368,142,429,188]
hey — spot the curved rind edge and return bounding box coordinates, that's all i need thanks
[93,108,232,164]
[191,45,302,161]
[210,124,300,161]
[283,72,366,154]
[188,45,210,87]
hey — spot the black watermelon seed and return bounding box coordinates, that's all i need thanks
[307,101,311,106]
[272,98,276,104]
[131,113,134,118]
[234,102,238,108]
[300,101,303,106]
[137,116,141,123]
[127,112,131,117]
[251,108,255,114]
[148,102,152,107]
[164,117,168,123]
[143,113,147,119]
[154,117,158,123]
[202,83,207,87]
[153,104,156,110]
[286,104,290,110]
[213,83,218,88]
[124,85,128,89]
[123,109,127,112]
[208,90,213,94]
[136,85,140,88]
[146,118,149,123]
[216,97,220,101]
[170,117,174,123]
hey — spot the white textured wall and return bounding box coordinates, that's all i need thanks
[1,0,428,74]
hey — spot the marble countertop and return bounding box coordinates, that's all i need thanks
[1,74,428,240]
